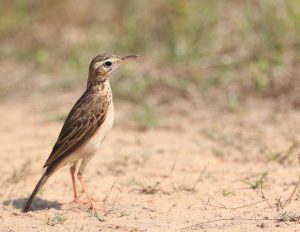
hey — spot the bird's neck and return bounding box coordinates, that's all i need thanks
[86,79,112,96]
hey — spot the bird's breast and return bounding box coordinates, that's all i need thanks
[81,101,114,154]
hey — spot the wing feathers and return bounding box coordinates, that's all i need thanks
[43,91,109,168]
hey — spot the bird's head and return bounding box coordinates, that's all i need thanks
[87,53,138,87]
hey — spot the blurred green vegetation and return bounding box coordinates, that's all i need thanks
[1,0,300,106]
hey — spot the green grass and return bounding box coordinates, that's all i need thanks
[46,214,66,226]
[222,188,235,197]
[278,211,300,223]
[133,106,159,131]
[265,141,298,163]
[211,148,225,158]
[1,1,300,105]
[241,172,268,190]
[86,209,105,222]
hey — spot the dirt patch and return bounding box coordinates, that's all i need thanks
[1,101,300,231]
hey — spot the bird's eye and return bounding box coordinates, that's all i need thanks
[104,61,112,67]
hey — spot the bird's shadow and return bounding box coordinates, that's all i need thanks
[3,197,62,212]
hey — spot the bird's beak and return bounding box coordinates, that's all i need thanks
[121,55,138,61]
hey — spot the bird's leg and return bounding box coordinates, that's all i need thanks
[76,155,107,213]
[77,155,95,209]
[70,161,80,203]
[77,173,94,209]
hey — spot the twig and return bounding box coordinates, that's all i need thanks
[260,183,273,209]
[281,155,300,208]
[209,198,265,210]
[278,141,298,164]
[139,161,176,194]
[189,166,208,192]
[180,216,288,230]
[103,179,117,206]
[153,161,176,189]
[179,165,208,192]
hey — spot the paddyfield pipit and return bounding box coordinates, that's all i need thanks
[23,53,138,213]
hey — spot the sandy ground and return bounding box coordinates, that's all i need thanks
[1,100,300,231]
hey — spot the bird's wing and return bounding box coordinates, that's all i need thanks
[43,91,110,168]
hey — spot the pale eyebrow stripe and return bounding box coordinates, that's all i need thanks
[93,61,104,70]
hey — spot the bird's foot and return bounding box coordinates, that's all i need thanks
[65,197,82,206]
[79,198,108,213]
[80,199,108,214]
[68,197,107,213]
[71,197,86,205]
[88,206,108,214]
[72,196,96,209]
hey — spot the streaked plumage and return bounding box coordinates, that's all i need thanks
[23,53,137,213]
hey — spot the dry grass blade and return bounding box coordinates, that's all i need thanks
[180,215,300,231]
[281,155,300,208]
[139,161,176,194]
[208,199,266,210]
[278,141,298,164]
[103,179,118,207]
[254,155,300,210]
[260,183,273,209]
[2,160,31,206]
[179,166,208,192]
[189,166,208,192]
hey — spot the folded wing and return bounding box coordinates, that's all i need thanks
[43,91,109,168]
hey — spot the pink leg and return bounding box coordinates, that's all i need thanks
[77,174,94,209]
[70,163,81,203]
[75,156,107,213]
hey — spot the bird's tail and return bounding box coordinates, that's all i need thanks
[23,173,50,213]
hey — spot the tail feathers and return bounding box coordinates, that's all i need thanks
[23,174,49,213]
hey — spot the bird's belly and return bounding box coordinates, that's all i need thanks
[81,103,114,154]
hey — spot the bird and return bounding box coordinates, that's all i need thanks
[23,53,138,213]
